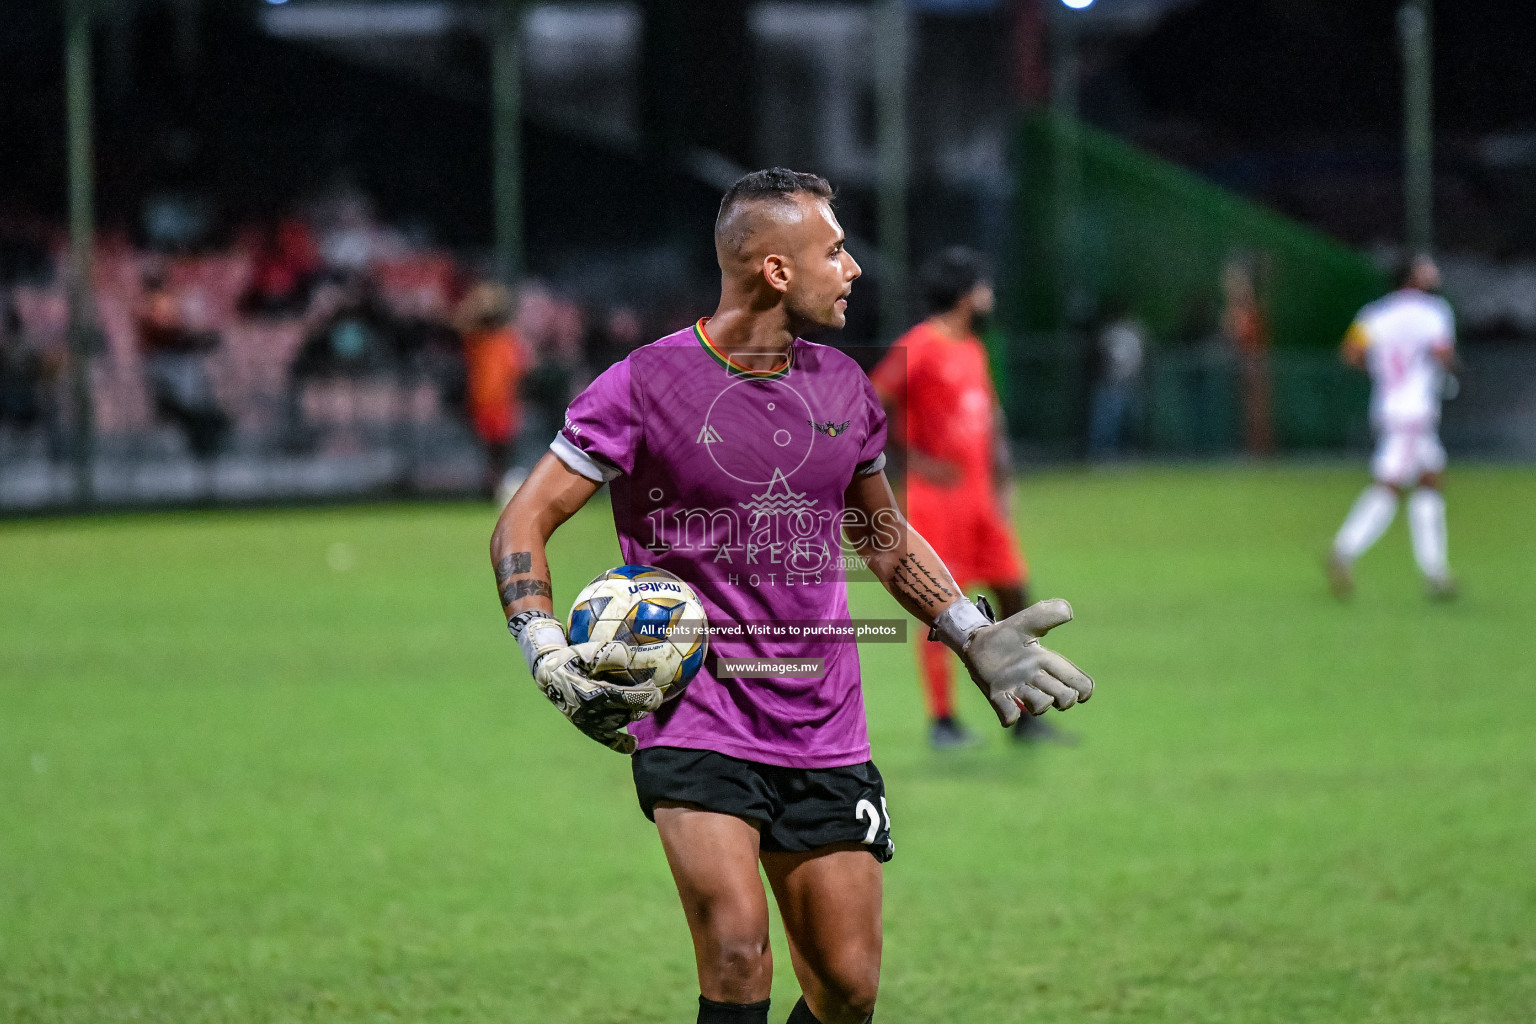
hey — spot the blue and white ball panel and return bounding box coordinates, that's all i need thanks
[678,642,706,684]
[566,593,616,644]
[625,598,688,643]
[598,564,682,582]
[567,605,595,644]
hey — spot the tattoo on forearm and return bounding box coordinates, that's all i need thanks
[890,552,956,609]
[500,577,553,605]
[494,551,534,584]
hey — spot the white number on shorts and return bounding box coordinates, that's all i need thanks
[855,797,892,845]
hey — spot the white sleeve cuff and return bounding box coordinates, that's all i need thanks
[550,433,621,483]
[854,451,886,477]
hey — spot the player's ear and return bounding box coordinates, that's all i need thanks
[762,253,792,295]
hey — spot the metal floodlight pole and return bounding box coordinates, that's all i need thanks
[492,0,524,286]
[1049,0,1082,325]
[874,0,910,343]
[65,0,97,506]
[1398,0,1434,257]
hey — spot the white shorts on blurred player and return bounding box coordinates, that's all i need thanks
[1370,424,1446,488]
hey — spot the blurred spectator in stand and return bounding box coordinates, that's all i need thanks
[240,216,322,318]
[1088,301,1146,458]
[583,304,645,373]
[141,189,213,254]
[375,253,462,376]
[0,292,65,459]
[1172,293,1227,453]
[551,298,591,391]
[387,276,464,429]
[287,274,398,450]
[313,186,403,278]
[514,284,585,467]
[136,264,229,459]
[291,276,396,377]
[455,283,527,499]
[1224,256,1273,455]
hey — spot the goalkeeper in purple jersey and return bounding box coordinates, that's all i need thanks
[489,168,1095,1024]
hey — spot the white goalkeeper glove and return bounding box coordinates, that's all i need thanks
[508,610,665,754]
[931,596,1094,727]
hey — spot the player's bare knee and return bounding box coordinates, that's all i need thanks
[816,960,879,1022]
[719,933,770,968]
[703,931,771,991]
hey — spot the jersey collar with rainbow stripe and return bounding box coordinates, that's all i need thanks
[693,318,793,380]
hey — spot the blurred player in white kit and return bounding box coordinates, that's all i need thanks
[1328,256,1458,599]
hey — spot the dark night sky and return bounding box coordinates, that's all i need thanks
[4,0,1535,252]
[1123,0,1536,142]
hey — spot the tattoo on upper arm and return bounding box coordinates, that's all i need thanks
[889,552,956,608]
[494,551,534,584]
[499,578,553,605]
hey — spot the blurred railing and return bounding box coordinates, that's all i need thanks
[6,328,1534,513]
[0,361,484,511]
[1003,332,1536,461]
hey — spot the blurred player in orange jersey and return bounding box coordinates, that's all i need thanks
[871,248,1058,748]
[457,283,529,499]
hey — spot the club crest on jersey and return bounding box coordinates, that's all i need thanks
[808,419,851,438]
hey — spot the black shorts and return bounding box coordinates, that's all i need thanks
[632,746,894,863]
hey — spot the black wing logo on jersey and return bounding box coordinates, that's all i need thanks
[809,419,852,438]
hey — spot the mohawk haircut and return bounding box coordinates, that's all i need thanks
[715,168,835,261]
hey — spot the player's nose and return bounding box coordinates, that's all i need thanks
[845,252,862,281]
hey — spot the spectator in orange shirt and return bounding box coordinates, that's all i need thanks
[456,283,528,498]
[1223,256,1274,456]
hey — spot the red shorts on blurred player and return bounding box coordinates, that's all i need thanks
[905,477,1025,590]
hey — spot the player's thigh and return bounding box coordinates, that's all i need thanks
[971,504,1025,587]
[761,844,883,1003]
[654,804,771,942]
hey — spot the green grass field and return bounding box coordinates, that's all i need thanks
[4,465,1534,1023]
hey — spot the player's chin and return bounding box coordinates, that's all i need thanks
[790,297,847,331]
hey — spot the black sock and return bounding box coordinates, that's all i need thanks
[785,997,823,1024]
[698,994,770,1024]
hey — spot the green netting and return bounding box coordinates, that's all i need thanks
[1007,109,1385,346]
[999,110,1385,453]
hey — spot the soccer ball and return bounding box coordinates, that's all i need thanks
[566,565,708,702]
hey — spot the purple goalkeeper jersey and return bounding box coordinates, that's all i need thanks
[550,319,889,768]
